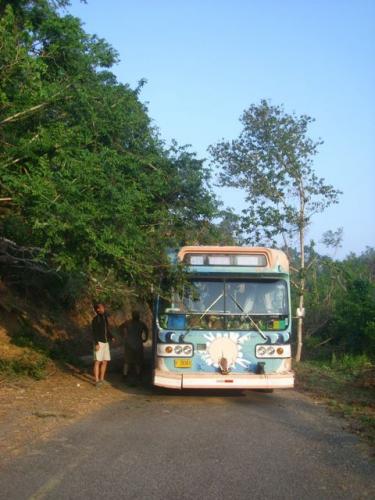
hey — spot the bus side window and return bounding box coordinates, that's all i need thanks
[167,314,186,330]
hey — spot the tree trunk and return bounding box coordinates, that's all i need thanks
[295,185,305,363]
[295,293,304,362]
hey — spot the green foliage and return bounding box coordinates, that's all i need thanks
[329,353,372,373]
[10,321,83,365]
[211,209,244,245]
[288,242,341,337]
[209,99,341,245]
[0,0,220,303]
[295,247,375,359]
[321,227,343,250]
[328,275,375,356]
[0,351,48,379]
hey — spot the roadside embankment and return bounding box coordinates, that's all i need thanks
[0,284,143,461]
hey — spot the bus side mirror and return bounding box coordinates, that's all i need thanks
[296,307,305,318]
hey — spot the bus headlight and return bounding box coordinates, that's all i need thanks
[257,346,267,356]
[183,345,193,355]
[256,344,291,358]
[157,343,194,357]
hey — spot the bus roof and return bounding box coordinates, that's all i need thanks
[178,246,289,273]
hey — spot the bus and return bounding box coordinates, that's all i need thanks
[153,246,294,390]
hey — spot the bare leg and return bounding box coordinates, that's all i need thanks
[100,360,108,381]
[123,363,129,376]
[94,361,100,382]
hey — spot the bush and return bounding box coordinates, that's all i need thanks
[12,325,50,355]
[11,324,81,366]
[0,352,48,379]
[330,353,372,374]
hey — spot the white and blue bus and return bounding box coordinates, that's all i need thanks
[153,246,294,390]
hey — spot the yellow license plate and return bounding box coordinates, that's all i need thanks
[174,359,192,368]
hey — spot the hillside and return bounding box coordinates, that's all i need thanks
[0,283,143,461]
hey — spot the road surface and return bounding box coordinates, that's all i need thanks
[0,378,374,500]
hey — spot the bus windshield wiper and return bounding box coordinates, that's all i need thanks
[199,293,224,319]
[229,294,267,340]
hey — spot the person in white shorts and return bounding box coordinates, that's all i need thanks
[92,303,115,386]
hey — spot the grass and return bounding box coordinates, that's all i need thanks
[0,323,84,381]
[295,355,375,448]
[0,350,48,380]
[11,323,83,365]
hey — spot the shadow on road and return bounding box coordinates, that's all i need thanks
[75,344,285,402]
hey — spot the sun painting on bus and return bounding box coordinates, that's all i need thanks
[200,332,251,369]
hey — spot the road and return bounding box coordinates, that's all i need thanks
[0,377,374,500]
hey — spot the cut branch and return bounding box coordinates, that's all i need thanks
[0,237,56,276]
[0,87,72,127]
[0,102,51,126]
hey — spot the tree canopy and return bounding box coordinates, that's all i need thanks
[209,100,341,246]
[0,0,220,301]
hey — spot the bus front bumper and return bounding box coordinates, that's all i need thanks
[153,369,294,390]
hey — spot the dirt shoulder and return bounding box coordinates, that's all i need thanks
[295,361,375,452]
[0,360,128,463]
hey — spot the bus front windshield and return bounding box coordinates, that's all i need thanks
[159,279,289,331]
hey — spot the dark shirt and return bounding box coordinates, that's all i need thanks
[92,313,113,344]
[121,319,148,351]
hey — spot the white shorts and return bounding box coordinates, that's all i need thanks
[94,342,111,362]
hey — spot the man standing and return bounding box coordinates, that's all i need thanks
[121,310,148,382]
[92,303,114,387]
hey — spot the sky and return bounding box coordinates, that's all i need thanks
[69,0,375,258]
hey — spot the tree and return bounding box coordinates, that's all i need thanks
[327,248,375,357]
[209,100,341,361]
[0,0,219,304]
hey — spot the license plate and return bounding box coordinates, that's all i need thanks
[174,359,192,368]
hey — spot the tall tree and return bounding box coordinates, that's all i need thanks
[209,100,341,361]
[0,0,219,303]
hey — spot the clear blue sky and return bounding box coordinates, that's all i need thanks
[69,0,375,258]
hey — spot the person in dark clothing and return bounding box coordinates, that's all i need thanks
[120,310,148,380]
[92,303,115,387]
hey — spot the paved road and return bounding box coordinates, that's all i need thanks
[1,378,374,500]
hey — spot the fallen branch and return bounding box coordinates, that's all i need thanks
[313,337,333,349]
